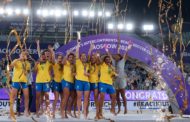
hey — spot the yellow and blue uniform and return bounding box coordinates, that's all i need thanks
[62,61,75,91]
[89,63,100,90]
[35,61,52,92]
[99,63,116,94]
[12,60,31,89]
[75,59,90,91]
[52,63,63,92]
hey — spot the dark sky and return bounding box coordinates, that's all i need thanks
[1,0,190,32]
[120,0,190,23]
[115,0,190,31]
[2,0,190,23]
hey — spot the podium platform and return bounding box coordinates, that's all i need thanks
[0,110,190,122]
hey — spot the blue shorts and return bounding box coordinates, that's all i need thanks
[62,80,75,91]
[75,80,90,91]
[36,82,50,92]
[50,81,54,92]
[53,81,62,92]
[98,82,116,94]
[90,83,98,91]
[12,82,28,90]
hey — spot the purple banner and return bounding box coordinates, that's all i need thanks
[0,88,9,100]
[1,88,168,101]
[90,90,169,101]
[125,90,168,101]
[49,90,169,101]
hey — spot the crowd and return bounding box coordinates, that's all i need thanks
[124,61,159,90]
[0,58,8,88]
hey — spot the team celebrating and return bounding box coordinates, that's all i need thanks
[8,38,133,120]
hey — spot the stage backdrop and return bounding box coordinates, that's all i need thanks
[56,34,190,114]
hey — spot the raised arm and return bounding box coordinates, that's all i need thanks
[117,35,121,54]
[96,52,103,65]
[28,54,36,62]
[63,50,70,65]
[76,31,82,59]
[76,42,80,59]
[36,40,41,58]
[9,59,19,69]
[34,61,39,73]
[124,41,133,60]
[48,45,55,64]
[88,43,94,61]
[105,46,114,62]
[117,45,121,54]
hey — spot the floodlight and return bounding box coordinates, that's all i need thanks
[42,9,48,17]
[105,11,111,17]
[108,23,114,29]
[62,10,67,16]
[0,8,5,14]
[82,10,88,17]
[143,24,154,31]
[89,11,95,18]
[55,9,61,17]
[23,8,29,15]
[37,9,41,15]
[6,8,13,15]
[126,23,134,31]
[49,10,54,16]
[15,8,21,15]
[98,11,102,17]
[117,23,124,30]
[73,10,79,16]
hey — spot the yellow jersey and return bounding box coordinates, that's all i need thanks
[53,63,63,83]
[62,61,74,83]
[12,60,31,83]
[36,61,52,83]
[75,59,89,82]
[89,63,100,83]
[99,63,116,85]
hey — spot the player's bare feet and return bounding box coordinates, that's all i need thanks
[117,109,121,114]
[36,113,40,118]
[94,115,99,120]
[98,114,105,119]
[124,109,127,114]
[52,113,55,119]
[76,111,80,119]
[24,111,29,117]
[73,111,77,118]
[110,109,117,116]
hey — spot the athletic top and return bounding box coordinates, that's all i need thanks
[89,63,100,83]
[12,60,31,83]
[99,62,116,85]
[53,63,62,83]
[75,59,89,82]
[36,61,52,83]
[113,58,126,78]
[62,61,74,83]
